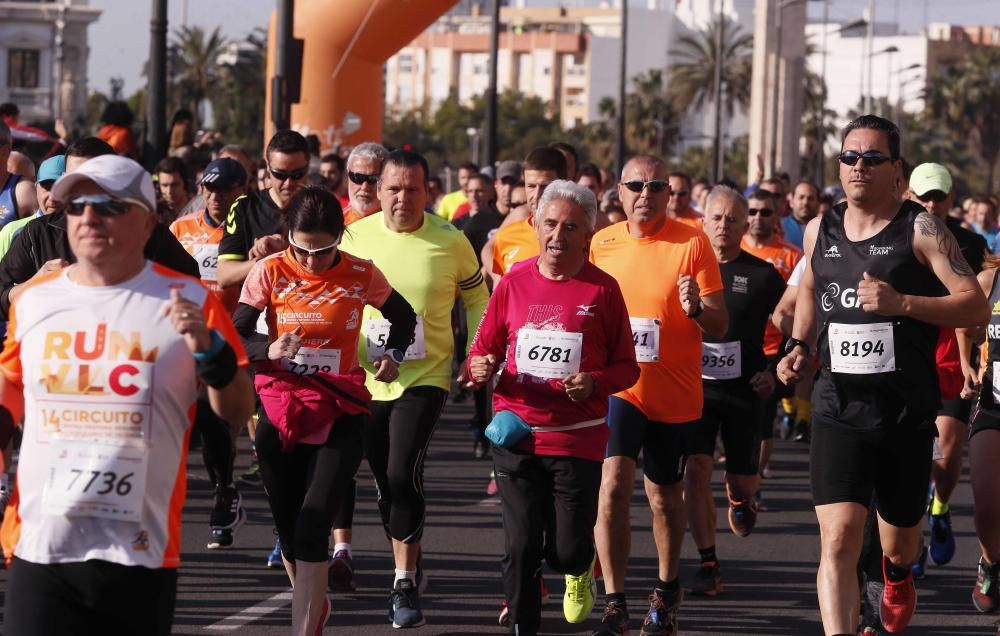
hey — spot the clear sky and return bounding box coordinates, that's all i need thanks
[86,0,998,99]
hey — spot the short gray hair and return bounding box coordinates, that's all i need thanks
[534,179,599,231]
[0,121,10,147]
[347,142,387,170]
[704,185,748,217]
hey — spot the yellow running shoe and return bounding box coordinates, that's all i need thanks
[563,555,596,623]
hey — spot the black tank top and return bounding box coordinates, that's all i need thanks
[979,271,1000,412]
[811,201,942,429]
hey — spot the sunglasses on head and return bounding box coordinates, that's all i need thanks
[838,151,895,167]
[347,171,379,186]
[748,207,775,217]
[66,194,138,217]
[288,231,340,258]
[916,190,948,203]
[268,166,308,182]
[622,179,669,193]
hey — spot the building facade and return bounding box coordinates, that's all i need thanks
[0,0,100,123]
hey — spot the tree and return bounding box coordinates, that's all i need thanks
[925,47,1000,194]
[169,25,227,127]
[212,29,267,154]
[667,17,753,118]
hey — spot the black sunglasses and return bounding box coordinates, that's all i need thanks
[748,207,775,217]
[348,171,379,186]
[669,190,690,198]
[839,151,895,167]
[622,180,669,193]
[269,166,308,182]
[66,194,134,217]
[510,200,527,208]
[916,190,947,203]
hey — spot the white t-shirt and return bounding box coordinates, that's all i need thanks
[0,262,246,569]
[788,257,807,287]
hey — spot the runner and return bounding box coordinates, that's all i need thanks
[776,115,989,635]
[684,185,785,597]
[590,154,728,636]
[343,142,387,226]
[957,257,1000,617]
[0,121,36,229]
[0,154,65,260]
[339,149,489,628]
[232,186,416,634]
[665,172,703,228]
[0,155,253,635]
[467,180,639,636]
[169,157,248,549]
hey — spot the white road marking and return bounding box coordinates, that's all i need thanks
[204,590,293,631]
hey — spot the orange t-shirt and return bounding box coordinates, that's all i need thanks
[741,236,802,356]
[674,207,704,230]
[344,206,368,226]
[491,218,539,276]
[590,219,724,422]
[239,248,393,376]
[169,212,240,313]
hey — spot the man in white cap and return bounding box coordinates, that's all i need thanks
[0,154,253,635]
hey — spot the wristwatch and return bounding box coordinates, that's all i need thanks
[686,299,705,319]
[385,348,405,364]
[783,338,811,357]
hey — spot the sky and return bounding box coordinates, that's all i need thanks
[86,0,999,99]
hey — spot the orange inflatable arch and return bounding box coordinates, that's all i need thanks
[265,0,458,152]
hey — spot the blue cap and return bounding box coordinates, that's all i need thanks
[200,157,247,189]
[38,155,65,185]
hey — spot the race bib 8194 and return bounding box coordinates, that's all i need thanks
[828,322,895,374]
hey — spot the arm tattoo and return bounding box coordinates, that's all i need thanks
[915,212,974,277]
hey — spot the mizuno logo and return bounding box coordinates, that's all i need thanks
[576,304,596,317]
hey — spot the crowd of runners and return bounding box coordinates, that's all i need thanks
[0,107,998,636]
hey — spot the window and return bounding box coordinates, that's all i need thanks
[8,49,40,89]
[398,53,413,74]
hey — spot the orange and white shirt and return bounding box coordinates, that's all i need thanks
[590,219,723,423]
[170,211,240,313]
[240,248,393,381]
[0,262,247,569]
[492,218,539,276]
[741,236,802,355]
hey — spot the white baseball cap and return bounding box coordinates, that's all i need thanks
[51,154,157,212]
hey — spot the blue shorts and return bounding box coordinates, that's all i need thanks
[606,396,699,485]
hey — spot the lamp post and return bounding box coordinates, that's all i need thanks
[482,0,500,170]
[768,0,806,177]
[146,0,168,165]
[615,0,628,176]
[711,0,725,182]
[871,45,899,116]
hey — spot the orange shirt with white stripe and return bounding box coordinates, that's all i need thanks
[590,219,724,423]
[741,236,802,356]
[491,218,539,276]
[0,262,247,568]
[170,211,240,313]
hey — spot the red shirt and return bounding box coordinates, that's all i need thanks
[468,260,640,461]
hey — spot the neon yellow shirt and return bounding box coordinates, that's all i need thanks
[0,212,40,261]
[340,211,489,400]
[435,189,468,221]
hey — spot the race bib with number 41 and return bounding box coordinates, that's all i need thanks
[514,329,583,379]
[828,322,895,374]
[629,317,660,362]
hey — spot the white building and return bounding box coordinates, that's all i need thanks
[0,0,101,123]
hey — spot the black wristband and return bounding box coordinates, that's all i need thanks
[686,299,704,319]
[196,341,239,389]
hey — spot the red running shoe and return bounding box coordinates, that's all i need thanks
[880,556,917,633]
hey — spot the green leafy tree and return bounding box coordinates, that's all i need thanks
[212,29,267,154]
[169,26,227,127]
[667,17,753,118]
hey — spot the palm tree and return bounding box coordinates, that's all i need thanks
[667,17,753,118]
[170,25,227,126]
[592,70,679,160]
[925,47,1000,194]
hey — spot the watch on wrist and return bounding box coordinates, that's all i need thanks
[385,348,405,364]
[687,299,704,319]
[783,338,811,357]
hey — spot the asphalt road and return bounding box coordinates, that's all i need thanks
[1,399,996,635]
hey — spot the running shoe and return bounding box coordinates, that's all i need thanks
[929,510,956,565]
[690,562,723,596]
[388,578,425,628]
[564,556,597,623]
[591,599,629,635]
[911,543,928,579]
[859,577,884,634]
[793,419,810,443]
[486,469,498,496]
[880,557,917,633]
[498,600,510,627]
[328,549,356,593]
[267,535,283,568]
[473,433,490,459]
[640,588,681,636]
[239,460,262,485]
[728,498,758,537]
[974,556,1000,614]
[207,485,245,549]
[777,412,795,440]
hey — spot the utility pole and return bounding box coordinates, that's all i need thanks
[615,0,628,176]
[815,0,828,186]
[146,0,167,165]
[482,0,501,170]
[712,0,725,182]
[272,0,294,131]
[864,0,875,113]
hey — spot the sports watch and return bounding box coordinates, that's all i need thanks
[783,338,811,357]
[385,348,405,364]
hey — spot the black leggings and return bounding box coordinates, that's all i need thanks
[363,386,447,543]
[4,557,177,636]
[194,390,236,488]
[256,411,364,563]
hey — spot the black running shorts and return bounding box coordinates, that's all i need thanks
[606,396,699,485]
[690,387,763,475]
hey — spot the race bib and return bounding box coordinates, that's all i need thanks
[992,361,1000,404]
[285,346,341,376]
[629,317,660,362]
[701,341,741,380]
[828,322,895,374]
[365,317,426,362]
[514,329,582,379]
[192,243,219,282]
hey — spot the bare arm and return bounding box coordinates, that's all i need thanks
[694,291,728,339]
[957,267,995,383]
[772,283,798,337]
[217,258,255,289]
[776,217,820,385]
[15,180,36,217]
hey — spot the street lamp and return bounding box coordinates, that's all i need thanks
[871,45,899,116]
[768,0,806,176]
